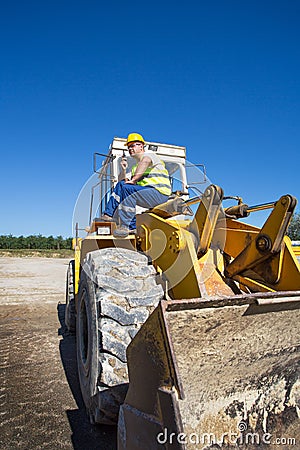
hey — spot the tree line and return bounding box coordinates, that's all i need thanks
[287,213,300,240]
[0,234,72,250]
[0,213,299,250]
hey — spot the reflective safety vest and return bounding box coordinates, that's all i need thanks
[131,161,171,196]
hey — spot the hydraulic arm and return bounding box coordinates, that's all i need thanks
[137,186,300,297]
[223,194,300,292]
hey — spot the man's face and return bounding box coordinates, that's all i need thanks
[127,142,144,156]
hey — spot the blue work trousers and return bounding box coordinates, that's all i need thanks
[104,181,169,229]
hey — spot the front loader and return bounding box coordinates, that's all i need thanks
[66,137,300,449]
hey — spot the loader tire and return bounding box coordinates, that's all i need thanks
[65,259,76,332]
[76,248,163,425]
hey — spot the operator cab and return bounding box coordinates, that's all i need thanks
[95,137,189,219]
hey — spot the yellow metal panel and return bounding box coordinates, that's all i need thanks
[137,213,202,299]
[222,223,300,291]
[74,239,82,295]
[218,219,260,258]
[293,245,300,256]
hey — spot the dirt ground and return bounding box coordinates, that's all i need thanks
[0,257,117,450]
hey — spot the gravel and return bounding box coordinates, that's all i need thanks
[0,257,117,450]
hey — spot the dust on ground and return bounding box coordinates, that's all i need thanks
[0,257,117,450]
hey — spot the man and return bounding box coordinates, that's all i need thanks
[102,132,172,237]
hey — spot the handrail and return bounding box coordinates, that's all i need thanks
[93,152,115,174]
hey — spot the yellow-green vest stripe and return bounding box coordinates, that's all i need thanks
[131,162,171,196]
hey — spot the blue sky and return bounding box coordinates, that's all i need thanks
[1,0,299,237]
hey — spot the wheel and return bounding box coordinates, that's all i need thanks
[65,260,76,332]
[76,248,164,425]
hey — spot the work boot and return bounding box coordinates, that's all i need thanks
[100,214,114,222]
[113,226,130,238]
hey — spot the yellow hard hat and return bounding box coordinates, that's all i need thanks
[125,132,145,146]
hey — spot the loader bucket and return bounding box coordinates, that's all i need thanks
[118,292,300,449]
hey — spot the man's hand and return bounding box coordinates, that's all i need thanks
[120,158,128,171]
[125,179,136,184]
[118,157,129,181]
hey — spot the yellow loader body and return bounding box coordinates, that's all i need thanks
[67,137,300,449]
